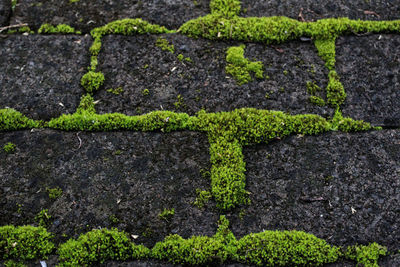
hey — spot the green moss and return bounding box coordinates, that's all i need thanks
[3,142,16,153]
[46,187,63,199]
[7,26,33,34]
[142,88,150,96]
[37,24,81,34]
[326,70,346,106]
[225,45,264,85]
[4,260,26,267]
[193,189,212,209]
[174,94,185,109]
[210,0,241,18]
[159,208,175,221]
[155,37,175,53]
[107,87,124,95]
[331,109,373,132]
[180,16,400,44]
[345,243,387,267]
[58,228,150,266]
[234,230,340,266]
[80,71,105,93]
[309,96,326,106]
[314,39,336,71]
[306,81,322,95]
[35,209,52,228]
[0,225,54,261]
[11,0,17,11]
[0,108,42,131]
[69,0,79,3]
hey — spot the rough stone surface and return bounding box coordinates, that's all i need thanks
[0,130,215,247]
[0,35,90,120]
[337,34,400,127]
[0,0,11,26]
[11,0,210,33]
[96,34,331,117]
[238,130,400,251]
[240,0,400,21]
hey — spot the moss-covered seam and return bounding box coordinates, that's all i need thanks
[0,108,43,131]
[57,228,150,266]
[345,242,387,267]
[37,24,81,34]
[225,45,264,85]
[81,18,171,94]
[0,225,54,261]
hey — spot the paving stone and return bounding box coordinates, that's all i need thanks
[0,0,11,26]
[238,130,400,250]
[96,34,331,117]
[240,0,400,21]
[11,0,210,33]
[337,34,400,127]
[0,35,90,120]
[0,130,215,247]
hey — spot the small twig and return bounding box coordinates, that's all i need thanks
[0,23,28,33]
[76,132,82,150]
[298,8,306,22]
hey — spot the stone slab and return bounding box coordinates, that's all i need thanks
[11,0,210,33]
[240,0,400,21]
[96,34,331,117]
[0,130,215,247]
[0,35,90,120]
[337,35,400,127]
[238,130,400,250]
[0,0,11,26]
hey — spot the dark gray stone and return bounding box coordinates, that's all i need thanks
[337,35,400,127]
[0,35,90,120]
[240,0,400,21]
[11,0,210,33]
[0,0,11,26]
[0,130,214,247]
[96,34,331,117]
[238,130,400,250]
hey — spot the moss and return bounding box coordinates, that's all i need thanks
[225,45,264,85]
[0,225,54,261]
[11,0,17,11]
[69,0,79,3]
[306,81,322,95]
[46,187,63,199]
[326,70,346,106]
[4,260,26,267]
[331,109,374,132]
[234,230,340,266]
[314,39,336,71]
[142,88,149,96]
[0,108,42,131]
[345,243,387,267]
[309,96,326,106]
[159,208,175,221]
[80,71,105,94]
[58,228,150,266]
[155,37,175,53]
[3,142,16,153]
[107,87,124,95]
[210,0,241,19]
[7,26,33,34]
[193,189,212,209]
[35,209,52,228]
[37,24,81,34]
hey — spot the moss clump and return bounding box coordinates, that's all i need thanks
[35,209,52,228]
[210,0,241,18]
[345,243,387,267]
[0,108,42,131]
[0,225,54,261]
[142,88,150,96]
[331,109,374,132]
[80,71,105,93]
[3,142,16,153]
[155,37,175,53]
[314,38,336,71]
[234,230,340,266]
[37,24,81,34]
[46,187,63,199]
[107,87,124,95]
[7,26,33,34]
[306,81,322,95]
[58,228,150,266]
[193,189,212,208]
[309,96,326,106]
[226,45,264,85]
[159,208,175,221]
[326,70,346,106]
